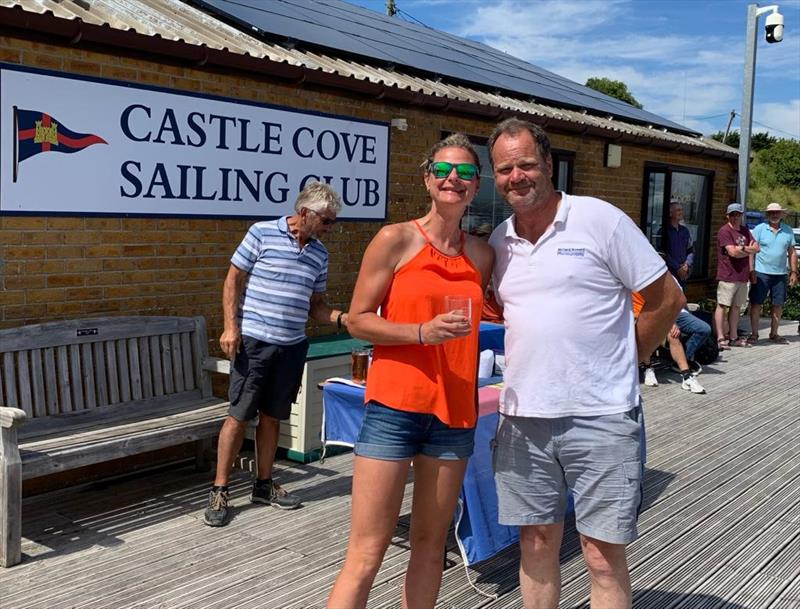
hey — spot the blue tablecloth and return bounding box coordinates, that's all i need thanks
[455,406,519,565]
[478,321,504,352]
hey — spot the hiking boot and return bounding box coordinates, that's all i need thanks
[681,375,706,394]
[203,487,230,527]
[643,367,658,387]
[250,480,302,510]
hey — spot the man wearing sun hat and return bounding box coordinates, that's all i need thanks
[714,203,760,348]
[748,202,798,344]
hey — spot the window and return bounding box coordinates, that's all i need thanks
[460,139,574,234]
[641,164,714,279]
[461,141,511,234]
[551,150,575,194]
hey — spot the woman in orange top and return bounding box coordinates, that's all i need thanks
[327,134,493,609]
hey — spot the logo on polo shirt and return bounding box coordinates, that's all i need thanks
[557,247,586,257]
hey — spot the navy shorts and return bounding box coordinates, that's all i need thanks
[354,401,475,461]
[749,272,788,306]
[227,335,308,421]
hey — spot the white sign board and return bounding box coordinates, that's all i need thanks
[0,65,389,219]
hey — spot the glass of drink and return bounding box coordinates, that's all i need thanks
[351,347,370,384]
[444,295,472,327]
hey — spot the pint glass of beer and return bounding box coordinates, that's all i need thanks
[351,347,370,384]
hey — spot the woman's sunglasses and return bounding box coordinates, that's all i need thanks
[427,161,479,181]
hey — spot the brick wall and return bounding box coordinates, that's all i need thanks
[0,34,737,340]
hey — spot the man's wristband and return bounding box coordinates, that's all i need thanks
[336,311,344,330]
[418,323,424,345]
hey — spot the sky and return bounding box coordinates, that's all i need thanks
[347,0,800,140]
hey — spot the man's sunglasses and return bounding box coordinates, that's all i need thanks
[428,161,479,181]
[309,209,336,226]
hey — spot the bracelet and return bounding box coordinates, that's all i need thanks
[336,311,344,330]
[418,323,424,345]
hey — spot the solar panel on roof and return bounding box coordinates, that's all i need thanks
[190,0,698,135]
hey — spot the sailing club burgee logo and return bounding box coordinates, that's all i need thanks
[13,106,107,182]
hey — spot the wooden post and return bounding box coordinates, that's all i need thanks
[0,407,26,567]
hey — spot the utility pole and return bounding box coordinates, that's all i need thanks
[386,0,396,17]
[723,110,736,145]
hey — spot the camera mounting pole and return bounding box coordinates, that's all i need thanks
[738,4,783,216]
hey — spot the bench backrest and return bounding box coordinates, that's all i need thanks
[0,316,212,419]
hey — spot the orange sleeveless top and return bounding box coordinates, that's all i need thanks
[364,221,483,428]
[631,291,645,320]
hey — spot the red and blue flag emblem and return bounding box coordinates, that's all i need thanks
[14,107,107,181]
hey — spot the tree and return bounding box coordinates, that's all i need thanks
[711,130,740,148]
[585,77,643,109]
[711,130,777,151]
[759,138,800,188]
[751,132,778,151]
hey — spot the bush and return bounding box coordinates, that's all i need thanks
[782,283,800,320]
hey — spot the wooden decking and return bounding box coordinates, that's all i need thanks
[1,323,798,608]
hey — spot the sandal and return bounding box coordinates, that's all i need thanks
[717,338,731,350]
[730,337,751,348]
[769,334,789,344]
[746,334,759,345]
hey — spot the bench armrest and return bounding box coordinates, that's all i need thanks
[0,407,26,429]
[202,356,230,375]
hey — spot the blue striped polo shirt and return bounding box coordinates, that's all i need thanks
[231,217,328,346]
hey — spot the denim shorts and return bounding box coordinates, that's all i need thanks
[493,406,644,545]
[354,401,475,461]
[749,272,787,306]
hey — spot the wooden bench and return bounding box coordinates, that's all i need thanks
[0,316,229,567]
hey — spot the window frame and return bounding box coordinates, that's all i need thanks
[640,162,715,281]
[551,149,575,195]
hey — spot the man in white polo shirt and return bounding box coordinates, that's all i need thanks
[487,118,684,609]
[204,182,348,527]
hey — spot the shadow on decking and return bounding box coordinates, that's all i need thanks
[19,456,349,564]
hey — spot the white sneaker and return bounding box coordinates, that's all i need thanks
[644,367,658,387]
[681,375,706,394]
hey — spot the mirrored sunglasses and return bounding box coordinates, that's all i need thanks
[428,161,478,181]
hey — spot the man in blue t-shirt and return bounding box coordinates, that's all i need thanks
[204,182,348,527]
[748,202,798,344]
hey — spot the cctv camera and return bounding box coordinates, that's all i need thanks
[765,11,784,43]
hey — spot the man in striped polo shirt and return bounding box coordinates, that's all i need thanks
[205,182,348,527]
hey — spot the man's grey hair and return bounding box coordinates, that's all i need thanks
[487,117,551,169]
[294,181,342,215]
